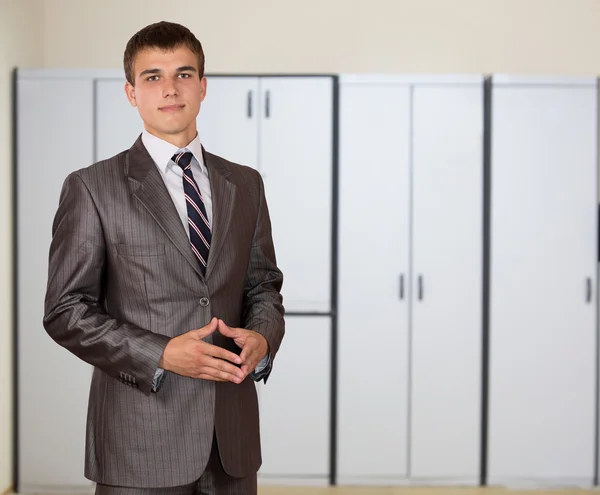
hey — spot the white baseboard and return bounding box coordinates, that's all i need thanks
[258,475,329,486]
[15,484,94,494]
[486,477,595,489]
[336,477,479,487]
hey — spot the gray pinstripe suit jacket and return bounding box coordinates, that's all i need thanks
[43,135,285,488]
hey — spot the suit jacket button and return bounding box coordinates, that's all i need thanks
[199,297,210,307]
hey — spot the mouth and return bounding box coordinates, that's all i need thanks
[159,104,185,113]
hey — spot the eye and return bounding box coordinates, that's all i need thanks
[147,75,159,82]
[178,73,191,78]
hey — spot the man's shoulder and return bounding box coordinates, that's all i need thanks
[69,149,129,184]
[204,150,262,188]
[205,150,258,175]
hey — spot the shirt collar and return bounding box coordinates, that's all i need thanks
[141,129,205,174]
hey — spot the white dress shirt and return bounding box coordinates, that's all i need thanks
[142,130,213,231]
[141,130,267,389]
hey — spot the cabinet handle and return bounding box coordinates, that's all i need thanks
[418,275,423,301]
[247,91,253,118]
[265,90,271,118]
[586,277,592,303]
[399,274,404,300]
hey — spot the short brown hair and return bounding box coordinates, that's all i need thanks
[123,21,205,85]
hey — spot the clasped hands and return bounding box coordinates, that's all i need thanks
[158,317,268,384]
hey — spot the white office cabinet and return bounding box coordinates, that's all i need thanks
[259,77,333,313]
[488,76,598,486]
[257,316,331,480]
[337,75,483,485]
[338,83,412,481]
[410,85,483,480]
[96,79,143,160]
[17,71,95,493]
[198,76,259,169]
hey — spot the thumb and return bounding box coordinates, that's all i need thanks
[194,317,218,339]
[217,319,239,338]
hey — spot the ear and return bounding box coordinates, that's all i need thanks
[199,76,207,104]
[124,81,137,107]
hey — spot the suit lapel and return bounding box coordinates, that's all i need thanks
[203,149,236,280]
[125,135,205,279]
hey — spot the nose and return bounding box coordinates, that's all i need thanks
[162,78,180,98]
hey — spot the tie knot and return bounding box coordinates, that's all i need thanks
[172,151,193,170]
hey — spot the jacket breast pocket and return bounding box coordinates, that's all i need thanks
[115,243,166,257]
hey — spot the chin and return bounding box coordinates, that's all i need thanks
[150,124,187,135]
[145,118,195,139]
[167,127,193,136]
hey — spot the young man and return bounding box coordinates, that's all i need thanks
[43,21,285,495]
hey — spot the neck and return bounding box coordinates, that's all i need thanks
[144,126,197,149]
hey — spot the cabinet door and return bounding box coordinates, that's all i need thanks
[17,75,95,492]
[95,78,144,160]
[198,76,259,169]
[489,79,597,484]
[410,83,483,481]
[257,316,331,479]
[337,83,411,481]
[258,77,333,313]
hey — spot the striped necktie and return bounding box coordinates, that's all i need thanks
[172,151,211,274]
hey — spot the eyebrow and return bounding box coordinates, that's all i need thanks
[139,66,198,78]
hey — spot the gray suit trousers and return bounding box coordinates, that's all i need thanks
[95,431,257,495]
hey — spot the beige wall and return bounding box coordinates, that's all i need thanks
[42,0,600,75]
[0,0,43,492]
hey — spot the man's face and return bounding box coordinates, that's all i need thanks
[125,45,206,145]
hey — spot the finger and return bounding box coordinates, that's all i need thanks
[217,319,241,338]
[196,373,228,382]
[240,346,250,364]
[196,365,239,383]
[194,317,218,339]
[239,354,259,379]
[203,342,242,365]
[204,356,246,380]
[201,362,245,383]
[239,341,259,364]
[203,369,240,383]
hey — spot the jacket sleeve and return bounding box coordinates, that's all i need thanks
[43,172,171,396]
[242,172,285,383]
